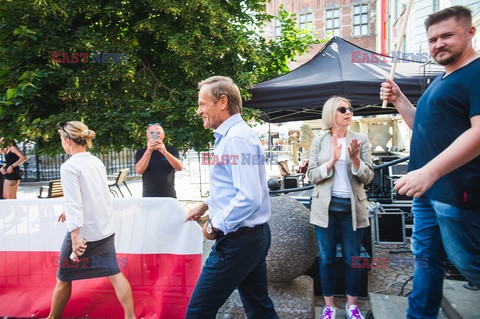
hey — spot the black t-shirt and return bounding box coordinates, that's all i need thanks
[135,145,180,198]
[409,58,480,208]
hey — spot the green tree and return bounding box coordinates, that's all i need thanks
[0,0,318,154]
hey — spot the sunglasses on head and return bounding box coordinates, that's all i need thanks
[337,106,354,114]
[148,122,161,127]
[59,122,72,139]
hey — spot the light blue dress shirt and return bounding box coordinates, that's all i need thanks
[205,113,271,235]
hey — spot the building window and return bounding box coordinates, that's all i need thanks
[353,4,368,36]
[433,0,439,12]
[274,18,282,38]
[326,8,340,36]
[299,13,313,30]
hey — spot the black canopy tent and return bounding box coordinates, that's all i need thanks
[244,37,444,122]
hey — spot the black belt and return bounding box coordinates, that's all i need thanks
[218,223,264,237]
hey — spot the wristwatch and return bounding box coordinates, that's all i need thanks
[206,218,216,235]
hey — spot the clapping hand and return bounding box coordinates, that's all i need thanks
[326,135,343,171]
[348,139,362,170]
[348,139,361,160]
[331,135,342,162]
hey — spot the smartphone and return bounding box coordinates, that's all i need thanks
[150,130,159,140]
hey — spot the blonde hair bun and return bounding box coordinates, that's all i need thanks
[81,129,96,140]
[59,121,96,149]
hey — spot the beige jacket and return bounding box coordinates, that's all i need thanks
[307,130,374,230]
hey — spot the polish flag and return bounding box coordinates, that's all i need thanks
[0,198,203,318]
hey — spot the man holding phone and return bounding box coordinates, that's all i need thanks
[135,124,183,197]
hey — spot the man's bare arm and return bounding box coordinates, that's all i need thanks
[395,115,480,197]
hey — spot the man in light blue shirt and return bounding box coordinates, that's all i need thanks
[185,76,278,318]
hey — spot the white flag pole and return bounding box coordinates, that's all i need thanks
[382,0,414,108]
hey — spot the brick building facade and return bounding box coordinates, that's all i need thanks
[264,0,377,69]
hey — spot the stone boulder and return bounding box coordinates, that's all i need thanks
[267,195,317,282]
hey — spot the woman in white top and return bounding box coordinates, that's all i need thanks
[47,121,136,319]
[307,97,374,319]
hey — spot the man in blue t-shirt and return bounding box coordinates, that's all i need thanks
[380,6,480,318]
[135,124,183,197]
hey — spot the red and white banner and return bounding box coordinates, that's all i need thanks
[0,198,203,318]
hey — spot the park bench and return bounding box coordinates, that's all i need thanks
[108,168,132,197]
[38,180,64,198]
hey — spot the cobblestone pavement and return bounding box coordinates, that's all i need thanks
[368,243,414,297]
[313,243,415,315]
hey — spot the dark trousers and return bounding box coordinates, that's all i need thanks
[186,223,278,319]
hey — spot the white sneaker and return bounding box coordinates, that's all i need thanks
[345,302,364,319]
[321,305,337,319]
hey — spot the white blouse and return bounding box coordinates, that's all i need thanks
[60,152,115,241]
[331,138,351,198]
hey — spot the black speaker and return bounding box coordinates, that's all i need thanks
[375,207,406,244]
[283,176,299,189]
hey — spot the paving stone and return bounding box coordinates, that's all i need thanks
[225,276,315,319]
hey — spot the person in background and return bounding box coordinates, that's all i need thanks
[0,138,27,199]
[307,97,373,319]
[135,124,182,198]
[380,6,480,318]
[185,76,278,318]
[47,121,135,319]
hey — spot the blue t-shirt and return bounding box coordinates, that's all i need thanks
[409,58,480,208]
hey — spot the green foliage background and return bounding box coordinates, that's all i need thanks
[0,0,319,155]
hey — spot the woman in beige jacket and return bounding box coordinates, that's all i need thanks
[307,97,373,319]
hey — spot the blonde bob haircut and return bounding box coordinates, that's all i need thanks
[58,121,96,149]
[322,96,352,130]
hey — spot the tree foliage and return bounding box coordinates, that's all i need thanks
[0,0,318,154]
